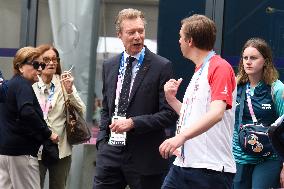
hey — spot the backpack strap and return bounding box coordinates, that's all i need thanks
[271,83,275,103]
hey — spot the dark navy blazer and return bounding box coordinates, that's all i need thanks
[97,47,178,175]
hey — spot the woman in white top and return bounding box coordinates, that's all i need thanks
[33,44,86,189]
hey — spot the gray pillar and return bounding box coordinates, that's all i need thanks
[86,0,101,122]
[20,0,39,47]
[205,0,224,54]
[67,1,101,188]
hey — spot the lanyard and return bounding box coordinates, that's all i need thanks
[118,47,145,77]
[40,83,55,119]
[176,50,215,161]
[246,83,258,124]
[177,50,216,133]
[114,48,145,116]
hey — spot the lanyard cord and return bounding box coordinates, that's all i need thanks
[246,83,258,124]
[114,48,145,116]
[118,48,145,77]
[177,50,215,161]
[40,83,55,119]
[177,50,216,132]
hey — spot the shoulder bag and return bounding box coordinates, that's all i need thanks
[61,82,91,145]
[238,84,274,157]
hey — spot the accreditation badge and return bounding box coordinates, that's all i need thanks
[108,116,127,146]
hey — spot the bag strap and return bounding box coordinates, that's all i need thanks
[272,114,284,127]
[60,80,81,115]
[60,81,70,128]
[60,81,68,104]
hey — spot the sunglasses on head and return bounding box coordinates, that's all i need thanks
[24,61,46,70]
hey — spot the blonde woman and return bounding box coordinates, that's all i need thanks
[0,47,58,189]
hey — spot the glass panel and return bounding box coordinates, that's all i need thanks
[222,0,284,80]
[158,0,206,100]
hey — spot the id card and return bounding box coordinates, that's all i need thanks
[108,116,127,146]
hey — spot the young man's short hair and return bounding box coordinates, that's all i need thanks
[181,14,216,50]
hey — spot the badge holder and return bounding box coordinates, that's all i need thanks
[173,123,183,157]
[108,116,127,146]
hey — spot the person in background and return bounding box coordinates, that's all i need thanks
[92,97,102,128]
[94,8,178,189]
[0,46,58,189]
[0,70,8,102]
[159,14,236,189]
[232,38,284,189]
[33,44,86,189]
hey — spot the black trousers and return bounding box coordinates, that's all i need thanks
[94,142,164,189]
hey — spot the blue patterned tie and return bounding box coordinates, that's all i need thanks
[117,56,136,116]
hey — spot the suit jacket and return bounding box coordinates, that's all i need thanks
[33,74,86,158]
[97,47,178,175]
[0,74,51,157]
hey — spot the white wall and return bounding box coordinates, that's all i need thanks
[0,0,21,78]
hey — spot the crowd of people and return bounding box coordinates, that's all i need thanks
[0,7,284,189]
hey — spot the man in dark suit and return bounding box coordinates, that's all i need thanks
[94,8,178,189]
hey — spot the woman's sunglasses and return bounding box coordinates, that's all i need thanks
[24,61,46,70]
